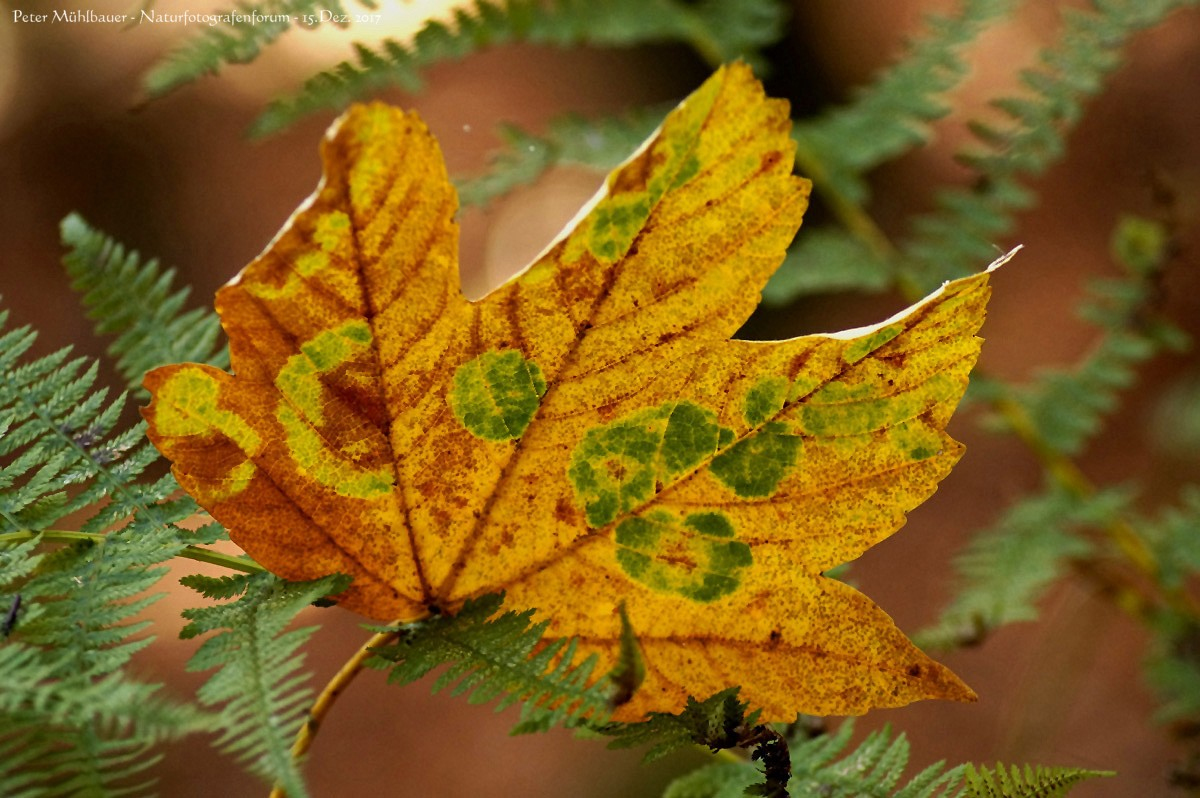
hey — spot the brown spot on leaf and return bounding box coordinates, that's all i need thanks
[554,497,578,525]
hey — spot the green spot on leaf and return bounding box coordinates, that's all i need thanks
[449,349,547,441]
[684,512,735,538]
[789,374,822,402]
[568,401,720,528]
[277,404,393,498]
[718,426,735,448]
[892,421,944,462]
[615,511,751,602]
[844,324,903,364]
[275,320,373,427]
[669,153,701,190]
[710,422,802,498]
[661,402,721,479]
[800,374,958,438]
[743,375,789,427]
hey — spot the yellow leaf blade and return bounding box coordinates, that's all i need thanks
[144,63,999,720]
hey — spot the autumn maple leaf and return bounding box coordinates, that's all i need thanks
[144,63,991,720]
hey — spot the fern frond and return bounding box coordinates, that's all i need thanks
[766,0,1014,304]
[366,592,613,734]
[0,305,216,794]
[962,762,1112,797]
[0,521,208,795]
[0,643,209,798]
[61,213,229,397]
[794,0,1016,208]
[902,0,1200,290]
[762,229,893,304]
[606,687,752,763]
[1136,486,1200,722]
[180,572,348,798]
[1140,486,1200,594]
[994,216,1188,457]
[455,105,669,207]
[0,312,197,535]
[252,0,786,135]
[142,0,367,96]
[1145,607,1200,724]
[662,720,966,798]
[917,488,1128,650]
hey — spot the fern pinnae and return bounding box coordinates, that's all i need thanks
[180,572,348,797]
[916,488,1128,650]
[455,105,670,207]
[962,763,1113,797]
[61,213,229,397]
[767,0,1014,305]
[660,719,968,798]
[997,216,1189,458]
[141,0,364,96]
[252,0,785,135]
[902,0,1200,290]
[792,0,1016,206]
[367,593,613,733]
[0,300,219,794]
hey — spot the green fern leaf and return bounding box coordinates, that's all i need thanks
[455,105,669,207]
[902,0,1200,290]
[794,0,1016,206]
[917,488,1127,650]
[963,763,1113,797]
[61,213,229,397]
[366,592,615,734]
[0,643,210,798]
[1140,487,1200,594]
[762,229,892,303]
[252,0,786,135]
[662,720,967,798]
[181,572,349,798]
[0,303,224,794]
[767,0,1014,304]
[1138,487,1200,722]
[995,216,1189,456]
[663,761,758,798]
[605,687,751,764]
[142,0,369,96]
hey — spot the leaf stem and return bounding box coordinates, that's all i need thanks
[713,747,744,763]
[0,529,266,574]
[267,627,401,798]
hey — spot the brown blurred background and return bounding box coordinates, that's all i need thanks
[2,0,1200,795]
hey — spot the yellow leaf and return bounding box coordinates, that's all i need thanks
[144,63,993,721]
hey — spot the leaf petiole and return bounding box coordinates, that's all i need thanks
[268,626,401,798]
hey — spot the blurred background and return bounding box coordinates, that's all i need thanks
[2,0,1199,795]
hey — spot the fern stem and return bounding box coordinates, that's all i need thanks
[791,147,896,261]
[0,529,266,574]
[268,626,401,797]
